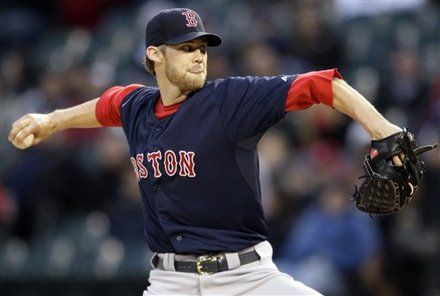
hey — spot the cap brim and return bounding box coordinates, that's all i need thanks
[165,31,222,47]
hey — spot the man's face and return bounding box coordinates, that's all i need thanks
[161,38,208,92]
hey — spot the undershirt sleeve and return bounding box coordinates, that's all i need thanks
[95,84,143,126]
[285,68,343,112]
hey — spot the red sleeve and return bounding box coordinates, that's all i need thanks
[285,68,342,112]
[96,84,143,126]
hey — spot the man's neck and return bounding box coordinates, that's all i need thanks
[157,78,189,106]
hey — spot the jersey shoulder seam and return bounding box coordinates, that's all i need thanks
[121,86,156,107]
[208,79,240,147]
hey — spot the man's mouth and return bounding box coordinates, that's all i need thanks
[188,68,204,74]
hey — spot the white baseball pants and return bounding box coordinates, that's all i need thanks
[143,241,322,295]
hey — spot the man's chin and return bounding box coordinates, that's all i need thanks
[185,77,206,91]
[171,73,206,93]
[186,84,204,93]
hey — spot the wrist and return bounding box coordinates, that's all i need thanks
[370,123,402,140]
[49,110,63,132]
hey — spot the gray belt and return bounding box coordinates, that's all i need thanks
[152,250,260,275]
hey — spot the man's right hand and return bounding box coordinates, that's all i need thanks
[8,113,56,149]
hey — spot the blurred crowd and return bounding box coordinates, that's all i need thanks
[1,0,439,295]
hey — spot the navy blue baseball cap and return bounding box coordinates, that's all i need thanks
[145,8,222,47]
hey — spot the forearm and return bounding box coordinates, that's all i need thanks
[332,78,401,139]
[51,98,102,132]
[9,98,103,149]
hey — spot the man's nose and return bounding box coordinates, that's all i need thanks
[193,49,204,63]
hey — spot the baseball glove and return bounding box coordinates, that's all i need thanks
[353,129,438,215]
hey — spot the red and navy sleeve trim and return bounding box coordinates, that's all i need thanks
[285,68,342,112]
[96,84,144,126]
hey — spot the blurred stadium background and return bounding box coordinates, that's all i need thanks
[1,0,439,295]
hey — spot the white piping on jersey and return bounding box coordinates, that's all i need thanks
[122,96,135,108]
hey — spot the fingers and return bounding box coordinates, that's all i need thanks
[8,115,39,148]
[10,127,36,149]
[16,126,36,142]
[8,116,30,142]
[392,152,406,166]
[392,155,403,166]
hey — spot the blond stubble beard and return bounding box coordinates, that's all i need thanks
[164,59,206,93]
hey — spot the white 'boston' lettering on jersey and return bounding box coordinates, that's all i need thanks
[131,150,196,181]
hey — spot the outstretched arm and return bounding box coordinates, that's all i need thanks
[8,98,101,149]
[9,84,142,149]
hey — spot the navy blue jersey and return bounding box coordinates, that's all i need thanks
[96,69,340,254]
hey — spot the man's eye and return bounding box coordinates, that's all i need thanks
[180,45,206,53]
[181,46,192,52]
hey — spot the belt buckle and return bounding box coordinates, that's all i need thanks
[196,256,216,275]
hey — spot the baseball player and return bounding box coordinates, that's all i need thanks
[9,8,406,295]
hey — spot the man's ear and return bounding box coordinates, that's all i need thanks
[146,46,163,63]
